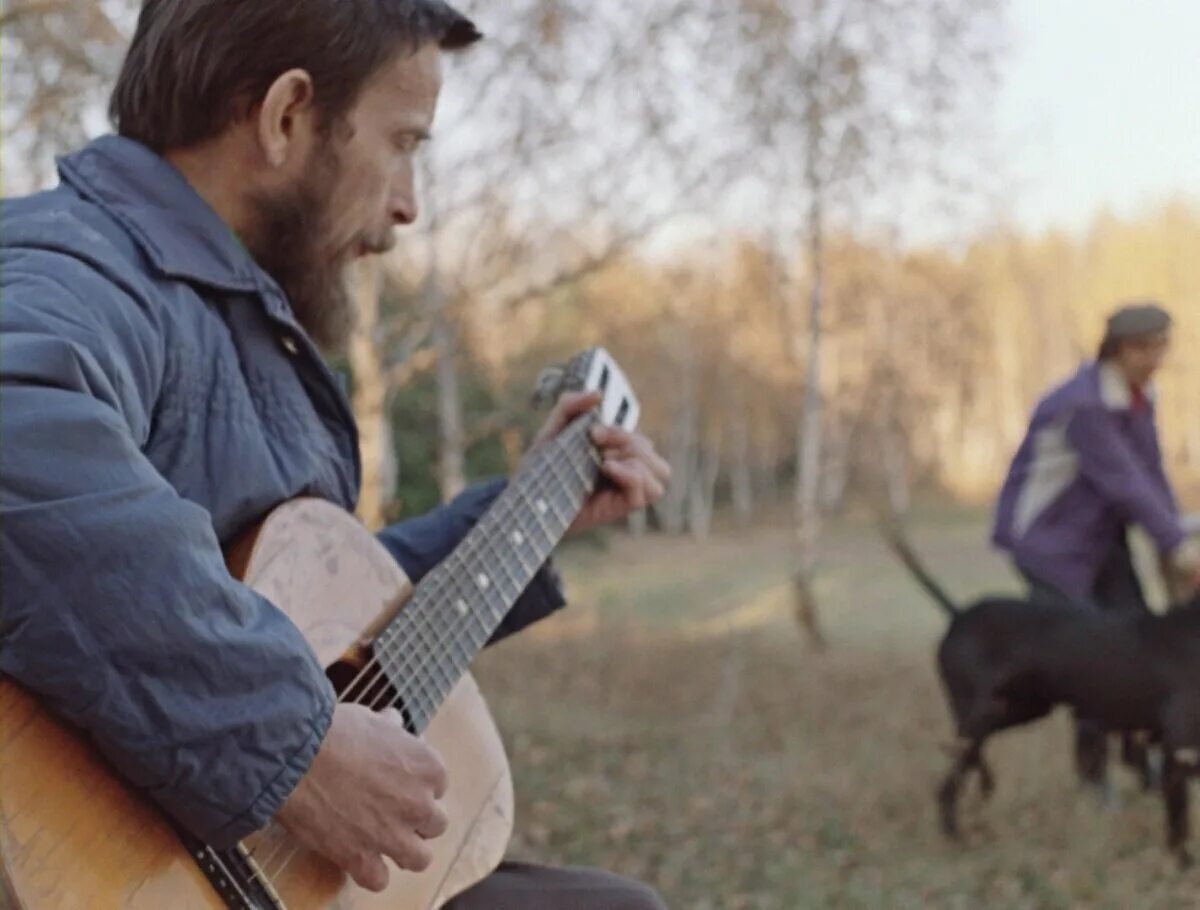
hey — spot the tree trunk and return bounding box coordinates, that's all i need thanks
[427,274,466,502]
[660,336,698,536]
[793,185,827,651]
[881,423,911,518]
[729,401,755,528]
[688,432,722,541]
[660,408,696,535]
[753,425,780,507]
[348,258,393,530]
[820,409,851,514]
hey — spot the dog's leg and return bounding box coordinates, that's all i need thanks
[975,749,996,800]
[1122,731,1158,791]
[1075,715,1110,788]
[1162,751,1192,869]
[939,737,983,839]
[1162,697,1200,867]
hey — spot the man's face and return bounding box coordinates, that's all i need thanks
[326,43,443,262]
[245,44,442,351]
[1116,330,1171,388]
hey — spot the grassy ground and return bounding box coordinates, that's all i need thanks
[469,505,1200,908]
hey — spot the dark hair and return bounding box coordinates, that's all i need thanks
[1097,336,1119,360]
[110,0,481,151]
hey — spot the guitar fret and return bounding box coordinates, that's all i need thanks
[478,571,507,623]
[428,662,451,709]
[406,620,443,725]
[447,609,477,679]
[492,538,523,603]
[457,567,498,646]
[476,538,504,605]
[409,660,446,723]
[540,457,572,530]
[496,525,529,594]
[567,450,595,492]
[506,525,537,578]
[518,484,557,546]
[375,625,430,730]
[436,581,477,681]
[377,409,624,735]
[389,593,450,726]
[552,434,580,499]
[446,562,487,641]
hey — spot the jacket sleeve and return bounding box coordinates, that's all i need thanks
[375,479,567,645]
[0,260,334,849]
[1145,411,1181,517]
[1066,403,1185,555]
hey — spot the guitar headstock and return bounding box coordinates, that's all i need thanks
[532,347,640,432]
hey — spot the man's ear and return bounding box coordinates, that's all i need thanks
[256,69,317,169]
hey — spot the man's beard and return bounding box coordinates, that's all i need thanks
[243,144,354,354]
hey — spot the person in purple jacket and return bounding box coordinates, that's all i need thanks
[993,300,1200,794]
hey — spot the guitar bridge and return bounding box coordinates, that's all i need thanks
[176,826,285,909]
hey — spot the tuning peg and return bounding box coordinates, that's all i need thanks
[531,364,566,409]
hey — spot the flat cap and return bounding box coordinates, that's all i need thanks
[1104,300,1172,341]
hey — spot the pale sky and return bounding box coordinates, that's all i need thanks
[995,0,1200,234]
[3,0,1195,245]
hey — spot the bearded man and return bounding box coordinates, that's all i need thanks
[0,2,670,907]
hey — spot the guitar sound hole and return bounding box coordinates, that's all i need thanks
[325,659,413,730]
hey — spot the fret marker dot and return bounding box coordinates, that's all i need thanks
[512,530,525,545]
[536,498,549,514]
[456,598,469,616]
[476,573,491,591]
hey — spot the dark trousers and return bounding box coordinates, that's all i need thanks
[443,862,667,910]
[1019,532,1152,787]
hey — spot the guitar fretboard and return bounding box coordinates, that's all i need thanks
[373,415,600,732]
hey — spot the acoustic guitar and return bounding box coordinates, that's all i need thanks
[0,347,639,910]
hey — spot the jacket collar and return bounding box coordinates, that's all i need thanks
[1096,360,1157,411]
[57,135,287,309]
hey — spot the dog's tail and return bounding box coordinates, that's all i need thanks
[876,514,960,618]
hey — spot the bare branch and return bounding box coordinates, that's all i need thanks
[0,0,73,28]
[463,409,519,447]
[385,346,439,391]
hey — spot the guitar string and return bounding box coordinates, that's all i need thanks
[316,414,594,725]
[257,425,591,885]
[202,844,259,910]
[222,361,596,898]
[255,415,599,889]
[340,416,591,727]
[359,417,594,721]
[259,425,591,884]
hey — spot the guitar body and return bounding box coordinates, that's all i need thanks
[3,346,640,910]
[0,499,513,909]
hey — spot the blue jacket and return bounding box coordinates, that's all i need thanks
[0,136,564,848]
[992,361,1183,599]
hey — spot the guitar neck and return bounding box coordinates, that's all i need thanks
[373,415,599,732]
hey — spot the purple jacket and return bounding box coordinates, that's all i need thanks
[993,362,1183,599]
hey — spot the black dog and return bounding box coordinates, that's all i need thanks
[884,526,1200,864]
